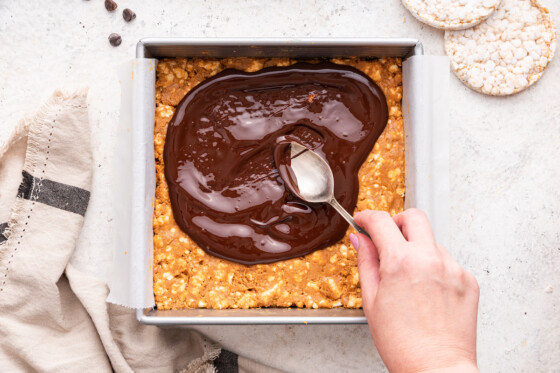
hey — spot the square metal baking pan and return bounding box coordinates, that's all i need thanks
[135,38,427,325]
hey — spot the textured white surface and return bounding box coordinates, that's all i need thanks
[445,0,556,95]
[0,1,559,372]
[402,0,501,30]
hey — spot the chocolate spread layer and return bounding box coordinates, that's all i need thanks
[164,62,388,264]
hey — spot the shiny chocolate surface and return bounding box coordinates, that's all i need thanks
[164,62,388,264]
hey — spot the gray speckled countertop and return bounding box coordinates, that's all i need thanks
[1,1,559,372]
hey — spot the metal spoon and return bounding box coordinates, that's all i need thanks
[276,141,371,239]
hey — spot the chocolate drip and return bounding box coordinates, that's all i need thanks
[164,62,388,264]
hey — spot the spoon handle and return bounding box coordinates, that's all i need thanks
[328,198,372,240]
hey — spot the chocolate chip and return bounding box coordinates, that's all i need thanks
[123,8,136,22]
[108,33,122,47]
[104,0,118,11]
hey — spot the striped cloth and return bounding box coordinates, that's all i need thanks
[0,90,283,373]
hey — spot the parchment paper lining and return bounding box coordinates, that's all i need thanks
[108,56,450,309]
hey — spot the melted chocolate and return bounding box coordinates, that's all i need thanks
[164,62,388,264]
[274,140,305,200]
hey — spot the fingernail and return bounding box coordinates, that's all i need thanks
[349,233,359,250]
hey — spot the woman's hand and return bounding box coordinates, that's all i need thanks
[350,209,480,373]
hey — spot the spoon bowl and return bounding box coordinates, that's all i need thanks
[287,142,334,203]
[277,142,371,239]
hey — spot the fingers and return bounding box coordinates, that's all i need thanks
[350,233,381,311]
[355,210,406,261]
[392,208,435,244]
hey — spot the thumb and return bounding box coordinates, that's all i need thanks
[350,233,380,312]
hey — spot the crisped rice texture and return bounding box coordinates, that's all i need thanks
[403,0,501,30]
[153,57,405,310]
[445,0,556,96]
